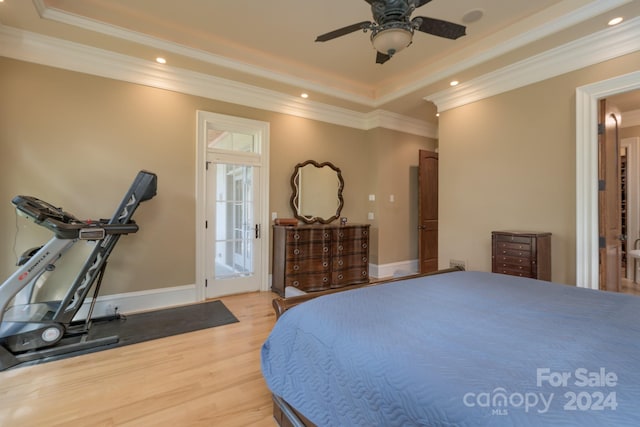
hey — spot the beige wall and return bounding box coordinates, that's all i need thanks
[439,51,640,285]
[621,125,640,139]
[0,57,434,296]
[366,128,436,265]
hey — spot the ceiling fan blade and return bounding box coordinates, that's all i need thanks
[315,21,372,42]
[413,0,434,8]
[376,51,392,64]
[413,16,466,40]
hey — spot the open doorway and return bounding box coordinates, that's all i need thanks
[606,90,640,295]
[576,73,640,291]
[596,90,640,293]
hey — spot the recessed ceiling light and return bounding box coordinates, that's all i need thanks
[450,80,459,87]
[300,93,309,99]
[608,17,623,26]
[462,9,484,24]
[436,113,440,117]
[156,57,167,64]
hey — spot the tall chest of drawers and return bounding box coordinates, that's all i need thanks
[271,224,370,296]
[491,231,551,281]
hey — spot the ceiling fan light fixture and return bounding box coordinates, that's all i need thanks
[371,27,413,56]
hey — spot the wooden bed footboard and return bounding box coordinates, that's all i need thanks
[272,266,463,318]
[272,394,316,427]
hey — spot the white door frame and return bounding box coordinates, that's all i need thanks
[576,70,640,289]
[195,111,270,301]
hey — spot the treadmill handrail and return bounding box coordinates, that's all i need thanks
[12,196,142,239]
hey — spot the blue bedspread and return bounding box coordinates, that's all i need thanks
[261,271,640,426]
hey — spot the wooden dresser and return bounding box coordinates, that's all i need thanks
[271,224,370,296]
[491,231,551,281]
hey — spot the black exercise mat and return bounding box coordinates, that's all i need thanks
[89,300,239,345]
[18,300,238,368]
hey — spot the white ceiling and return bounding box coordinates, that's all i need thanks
[1,0,639,124]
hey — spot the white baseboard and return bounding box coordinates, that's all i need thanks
[73,284,197,320]
[74,260,418,320]
[369,260,418,279]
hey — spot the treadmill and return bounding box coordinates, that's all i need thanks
[0,170,157,370]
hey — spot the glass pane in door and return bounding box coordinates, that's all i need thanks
[214,163,254,279]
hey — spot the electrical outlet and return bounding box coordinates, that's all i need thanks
[449,259,466,270]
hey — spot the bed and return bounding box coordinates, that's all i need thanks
[261,269,640,426]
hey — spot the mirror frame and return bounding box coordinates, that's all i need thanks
[290,160,344,224]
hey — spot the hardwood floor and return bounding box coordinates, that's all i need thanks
[621,276,640,296]
[0,292,279,427]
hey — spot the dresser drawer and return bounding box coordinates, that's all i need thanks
[494,234,532,245]
[285,257,330,274]
[495,247,531,258]
[286,242,330,259]
[333,226,369,240]
[285,228,331,243]
[285,273,331,292]
[332,253,369,270]
[334,239,368,256]
[331,267,369,287]
[495,241,532,252]
[494,255,532,266]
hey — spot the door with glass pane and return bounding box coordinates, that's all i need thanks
[205,158,261,297]
[197,111,268,299]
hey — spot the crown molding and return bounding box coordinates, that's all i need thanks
[376,0,632,105]
[31,0,375,107]
[0,24,436,138]
[623,109,640,128]
[32,0,629,109]
[425,17,640,112]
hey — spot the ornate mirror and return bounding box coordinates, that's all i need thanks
[290,160,344,224]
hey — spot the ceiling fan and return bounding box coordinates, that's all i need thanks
[315,0,466,64]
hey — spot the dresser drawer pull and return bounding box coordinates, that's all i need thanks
[362,257,368,262]
[293,280,299,287]
[338,245,344,251]
[293,265,299,271]
[322,277,329,282]
[323,261,328,268]
[323,246,329,253]
[293,248,300,255]
[294,233,300,240]
[362,243,368,249]
[337,274,344,280]
[338,259,344,266]
[323,232,330,239]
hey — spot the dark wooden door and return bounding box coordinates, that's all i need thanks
[418,150,438,273]
[598,98,621,292]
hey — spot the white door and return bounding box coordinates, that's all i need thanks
[205,155,261,296]
[196,111,269,300]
